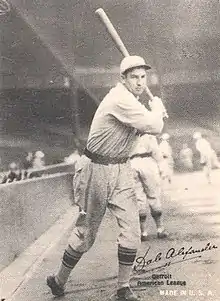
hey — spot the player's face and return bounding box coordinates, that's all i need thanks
[122,67,147,96]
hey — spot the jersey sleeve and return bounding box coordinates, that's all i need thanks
[111,95,164,134]
[196,140,212,154]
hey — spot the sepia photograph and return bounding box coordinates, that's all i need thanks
[0,1,219,300]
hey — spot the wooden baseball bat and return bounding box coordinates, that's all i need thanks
[95,8,130,57]
[95,8,168,118]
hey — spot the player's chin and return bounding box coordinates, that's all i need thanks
[134,89,144,96]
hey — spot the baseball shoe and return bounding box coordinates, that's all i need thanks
[157,229,169,239]
[46,275,65,297]
[116,286,140,301]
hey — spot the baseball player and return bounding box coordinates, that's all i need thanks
[193,132,220,183]
[64,149,81,164]
[179,143,193,171]
[1,162,23,184]
[130,133,169,241]
[159,133,174,183]
[46,55,165,301]
[32,150,45,169]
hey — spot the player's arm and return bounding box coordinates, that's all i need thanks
[112,95,164,134]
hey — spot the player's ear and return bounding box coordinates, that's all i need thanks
[121,73,126,84]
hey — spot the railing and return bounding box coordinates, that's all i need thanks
[0,162,76,184]
[0,172,75,271]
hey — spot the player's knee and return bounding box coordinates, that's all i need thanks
[119,225,141,249]
[139,214,147,222]
[150,208,162,218]
[68,226,97,253]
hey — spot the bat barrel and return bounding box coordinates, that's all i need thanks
[95,8,168,117]
[95,8,130,57]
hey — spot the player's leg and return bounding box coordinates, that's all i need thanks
[148,195,169,238]
[47,160,108,296]
[108,162,141,301]
[131,158,149,240]
[139,213,148,241]
[167,158,174,183]
[160,158,169,183]
[211,151,220,168]
[140,159,168,238]
[203,157,212,184]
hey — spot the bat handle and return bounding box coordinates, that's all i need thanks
[146,86,169,118]
[145,85,154,101]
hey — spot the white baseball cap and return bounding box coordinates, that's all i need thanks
[120,55,151,74]
[35,150,45,158]
[9,162,18,170]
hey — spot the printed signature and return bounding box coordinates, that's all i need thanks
[134,242,218,274]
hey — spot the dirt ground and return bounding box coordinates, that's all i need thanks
[8,170,220,301]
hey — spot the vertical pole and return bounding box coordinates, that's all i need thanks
[69,80,84,151]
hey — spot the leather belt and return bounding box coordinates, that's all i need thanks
[130,152,152,160]
[84,148,128,165]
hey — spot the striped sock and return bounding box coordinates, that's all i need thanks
[55,245,83,287]
[118,245,137,289]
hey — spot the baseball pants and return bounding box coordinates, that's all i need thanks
[69,155,141,252]
[160,157,173,181]
[130,156,162,217]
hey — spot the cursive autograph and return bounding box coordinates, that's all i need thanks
[134,242,218,274]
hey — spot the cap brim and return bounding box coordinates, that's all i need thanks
[143,65,151,70]
[121,64,151,74]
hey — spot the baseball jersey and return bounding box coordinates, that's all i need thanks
[86,83,164,159]
[179,147,193,164]
[159,141,173,158]
[130,134,163,164]
[195,138,213,156]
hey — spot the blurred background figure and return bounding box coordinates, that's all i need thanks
[23,152,33,179]
[2,162,22,184]
[64,149,81,165]
[211,150,220,169]
[32,151,45,169]
[179,143,193,171]
[159,133,174,183]
[24,152,33,170]
[193,132,220,184]
[130,133,169,241]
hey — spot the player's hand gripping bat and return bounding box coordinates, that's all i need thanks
[95,8,168,118]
